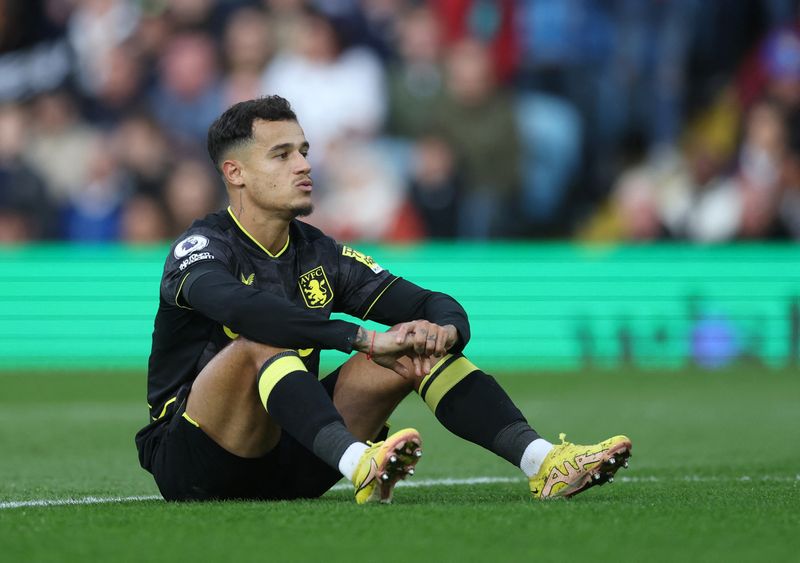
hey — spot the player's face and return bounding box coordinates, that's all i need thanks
[239,119,313,218]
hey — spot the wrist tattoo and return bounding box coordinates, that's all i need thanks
[353,327,369,351]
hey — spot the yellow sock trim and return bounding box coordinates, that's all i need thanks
[420,356,478,412]
[258,354,307,413]
[418,354,453,391]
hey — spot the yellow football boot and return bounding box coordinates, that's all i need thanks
[353,428,423,504]
[529,433,632,499]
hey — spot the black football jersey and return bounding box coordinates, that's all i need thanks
[144,207,396,423]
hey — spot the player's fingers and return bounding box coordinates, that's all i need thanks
[412,355,424,377]
[434,328,447,357]
[445,327,458,350]
[425,328,438,356]
[414,329,427,356]
[421,355,432,375]
[395,323,410,344]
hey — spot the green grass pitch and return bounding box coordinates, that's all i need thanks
[1,369,798,562]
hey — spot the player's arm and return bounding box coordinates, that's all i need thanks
[179,260,364,352]
[363,277,471,356]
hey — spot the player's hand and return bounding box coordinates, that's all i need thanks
[392,321,458,377]
[353,328,417,378]
[393,320,458,358]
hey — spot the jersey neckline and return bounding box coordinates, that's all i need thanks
[226,206,291,258]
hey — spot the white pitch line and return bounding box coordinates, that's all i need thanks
[2,474,798,510]
[329,476,520,491]
[0,495,162,510]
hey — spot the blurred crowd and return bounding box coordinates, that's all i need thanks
[1,0,799,244]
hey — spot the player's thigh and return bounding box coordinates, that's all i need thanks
[330,352,416,442]
[185,337,288,458]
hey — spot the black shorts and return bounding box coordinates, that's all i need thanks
[139,369,365,502]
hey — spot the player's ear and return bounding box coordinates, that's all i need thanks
[222,159,245,187]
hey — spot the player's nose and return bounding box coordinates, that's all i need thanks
[294,152,311,174]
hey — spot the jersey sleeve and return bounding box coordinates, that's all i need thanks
[333,244,398,319]
[160,229,235,309]
[182,261,361,352]
[362,277,471,353]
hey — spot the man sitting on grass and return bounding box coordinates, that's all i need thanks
[135,96,632,503]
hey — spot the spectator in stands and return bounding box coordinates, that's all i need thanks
[25,90,100,205]
[112,114,173,199]
[735,98,791,239]
[407,136,461,238]
[380,3,458,239]
[385,3,445,139]
[333,0,406,61]
[0,0,72,102]
[261,0,309,53]
[149,31,224,148]
[514,89,582,233]
[221,5,275,106]
[305,139,420,242]
[0,102,57,241]
[120,194,171,243]
[761,26,800,117]
[61,136,130,241]
[67,0,140,98]
[738,21,800,111]
[432,0,519,84]
[163,159,224,235]
[166,0,218,32]
[261,7,386,170]
[777,113,800,237]
[432,37,521,239]
[131,3,172,66]
[86,41,148,126]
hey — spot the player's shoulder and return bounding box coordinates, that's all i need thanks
[172,209,234,248]
[290,221,385,273]
[167,210,235,268]
[290,220,343,258]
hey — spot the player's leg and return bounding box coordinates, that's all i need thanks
[180,337,420,503]
[285,351,422,503]
[330,351,415,441]
[183,337,281,458]
[415,353,631,499]
[153,337,362,500]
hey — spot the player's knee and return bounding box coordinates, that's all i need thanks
[392,357,418,391]
[231,337,293,373]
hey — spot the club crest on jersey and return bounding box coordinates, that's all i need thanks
[298,266,333,308]
[174,235,209,258]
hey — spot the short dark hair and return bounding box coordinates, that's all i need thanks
[207,96,297,172]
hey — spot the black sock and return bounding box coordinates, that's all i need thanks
[258,351,357,471]
[418,354,541,465]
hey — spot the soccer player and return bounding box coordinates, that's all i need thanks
[135,96,632,503]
